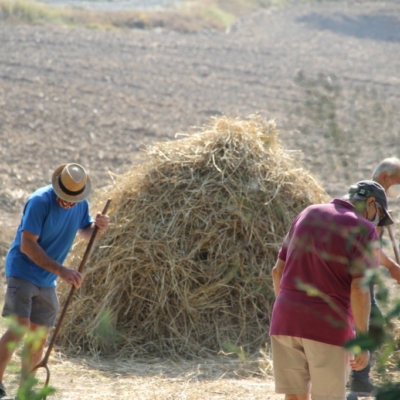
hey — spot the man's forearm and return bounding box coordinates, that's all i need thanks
[21,230,83,287]
[78,223,97,241]
[21,239,62,275]
[272,259,285,297]
[380,248,396,269]
[78,213,110,241]
[380,248,400,283]
[272,269,281,297]
[350,281,371,334]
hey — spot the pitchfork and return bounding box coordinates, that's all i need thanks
[30,198,111,399]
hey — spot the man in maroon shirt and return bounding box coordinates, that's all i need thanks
[270,180,393,400]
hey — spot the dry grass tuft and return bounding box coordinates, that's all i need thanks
[57,115,328,358]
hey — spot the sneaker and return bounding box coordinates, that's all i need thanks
[0,382,7,397]
[350,378,374,396]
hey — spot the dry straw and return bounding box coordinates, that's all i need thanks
[57,115,328,358]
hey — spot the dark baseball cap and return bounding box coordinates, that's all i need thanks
[348,180,393,226]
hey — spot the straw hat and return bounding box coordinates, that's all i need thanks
[52,163,92,202]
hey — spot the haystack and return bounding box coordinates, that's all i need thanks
[57,115,329,358]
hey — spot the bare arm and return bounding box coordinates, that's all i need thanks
[350,277,370,333]
[21,231,83,288]
[379,248,400,283]
[349,277,371,371]
[78,212,110,241]
[272,259,285,297]
[375,225,400,283]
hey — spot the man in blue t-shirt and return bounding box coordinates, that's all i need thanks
[0,163,110,398]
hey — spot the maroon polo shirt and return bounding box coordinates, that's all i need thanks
[270,199,379,346]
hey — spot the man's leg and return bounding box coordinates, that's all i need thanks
[303,338,351,400]
[1,277,39,388]
[0,316,29,383]
[19,283,57,389]
[1,277,54,392]
[271,336,311,398]
[20,321,49,385]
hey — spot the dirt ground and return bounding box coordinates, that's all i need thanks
[1,0,400,398]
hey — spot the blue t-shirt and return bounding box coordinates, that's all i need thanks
[5,185,93,287]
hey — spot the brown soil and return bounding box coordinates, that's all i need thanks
[1,0,400,398]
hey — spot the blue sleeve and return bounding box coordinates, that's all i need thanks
[20,196,49,237]
[79,200,94,230]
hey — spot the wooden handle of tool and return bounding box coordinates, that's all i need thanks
[388,224,400,265]
[77,198,112,273]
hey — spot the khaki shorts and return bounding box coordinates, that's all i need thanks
[271,335,351,400]
[2,276,59,327]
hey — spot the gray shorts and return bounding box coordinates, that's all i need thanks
[2,276,59,327]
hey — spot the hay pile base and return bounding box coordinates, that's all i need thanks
[58,115,328,358]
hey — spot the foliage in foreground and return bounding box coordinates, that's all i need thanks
[343,271,400,398]
[4,317,56,399]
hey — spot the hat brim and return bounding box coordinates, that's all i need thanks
[378,207,394,226]
[52,164,92,202]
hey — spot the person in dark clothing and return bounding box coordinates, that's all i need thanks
[348,157,400,398]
